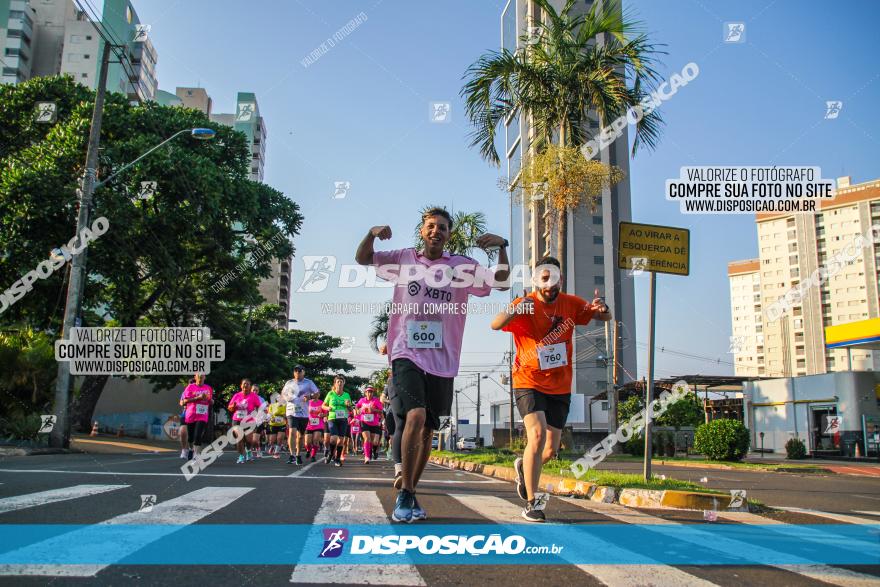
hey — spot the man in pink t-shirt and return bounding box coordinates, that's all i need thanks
[180,372,213,461]
[355,207,509,523]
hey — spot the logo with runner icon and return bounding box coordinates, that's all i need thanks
[319,528,349,558]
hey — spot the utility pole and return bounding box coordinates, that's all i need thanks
[611,320,620,450]
[475,373,482,447]
[50,41,112,449]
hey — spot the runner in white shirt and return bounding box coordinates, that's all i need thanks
[281,365,320,465]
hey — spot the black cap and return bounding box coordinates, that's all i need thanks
[293,365,304,372]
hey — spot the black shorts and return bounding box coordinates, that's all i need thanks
[361,424,382,435]
[327,418,349,438]
[287,416,308,434]
[185,420,206,445]
[514,389,571,429]
[391,358,454,431]
[269,426,285,435]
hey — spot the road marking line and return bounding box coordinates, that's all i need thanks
[717,511,878,552]
[852,495,880,502]
[0,468,504,483]
[288,461,318,477]
[0,484,129,514]
[71,438,175,452]
[853,510,880,516]
[566,498,879,587]
[776,507,880,525]
[0,486,253,577]
[289,490,425,586]
[450,494,718,587]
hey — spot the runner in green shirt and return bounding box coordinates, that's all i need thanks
[322,375,352,466]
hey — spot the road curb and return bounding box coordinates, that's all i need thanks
[431,456,750,511]
[0,446,79,456]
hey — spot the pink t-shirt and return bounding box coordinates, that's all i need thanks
[373,248,493,377]
[357,397,383,426]
[349,418,361,434]
[183,383,213,423]
[307,400,325,431]
[229,391,263,423]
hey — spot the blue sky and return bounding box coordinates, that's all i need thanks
[134,0,880,416]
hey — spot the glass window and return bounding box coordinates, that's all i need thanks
[593,235,603,244]
[593,256,604,264]
[505,110,520,154]
[594,276,604,285]
[592,215,602,225]
[501,0,517,53]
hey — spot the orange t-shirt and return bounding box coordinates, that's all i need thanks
[503,292,596,395]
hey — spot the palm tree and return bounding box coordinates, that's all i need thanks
[367,208,490,350]
[461,0,664,284]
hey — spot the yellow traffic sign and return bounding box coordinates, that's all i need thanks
[618,221,690,276]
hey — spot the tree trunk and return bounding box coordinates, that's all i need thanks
[70,374,110,433]
[557,208,567,292]
[557,122,568,291]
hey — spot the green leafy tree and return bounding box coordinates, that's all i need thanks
[462,0,664,280]
[0,76,303,431]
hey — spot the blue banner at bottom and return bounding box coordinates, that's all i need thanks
[0,524,877,566]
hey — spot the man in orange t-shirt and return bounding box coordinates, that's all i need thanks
[491,256,611,522]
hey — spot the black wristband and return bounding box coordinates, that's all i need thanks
[501,239,509,247]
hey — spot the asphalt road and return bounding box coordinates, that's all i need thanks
[0,450,877,586]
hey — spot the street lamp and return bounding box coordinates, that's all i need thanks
[50,128,216,449]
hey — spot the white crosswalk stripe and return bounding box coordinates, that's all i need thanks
[0,484,128,514]
[776,507,880,525]
[450,494,719,587]
[289,489,425,586]
[0,486,253,577]
[564,498,880,587]
[718,511,879,552]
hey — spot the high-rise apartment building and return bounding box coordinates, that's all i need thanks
[501,0,637,428]
[729,176,880,377]
[173,87,290,325]
[0,0,157,101]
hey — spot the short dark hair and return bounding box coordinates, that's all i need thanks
[422,207,453,230]
[536,256,561,269]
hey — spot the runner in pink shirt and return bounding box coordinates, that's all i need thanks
[305,391,325,462]
[355,207,509,522]
[180,372,213,461]
[227,379,263,464]
[356,386,384,464]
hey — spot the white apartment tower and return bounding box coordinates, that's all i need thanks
[729,176,880,377]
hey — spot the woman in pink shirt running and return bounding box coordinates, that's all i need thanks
[305,390,325,462]
[180,372,213,461]
[356,386,384,464]
[227,379,263,464]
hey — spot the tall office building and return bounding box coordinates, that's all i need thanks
[729,176,880,377]
[0,0,157,102]
[501,0,637,428]
[173,87,290,325]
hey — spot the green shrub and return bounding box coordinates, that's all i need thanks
[624,434,645,456]
[694,419,750,461]
[785,437,807,459]
[0,410,43,442]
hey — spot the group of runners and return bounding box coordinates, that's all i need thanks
[181,206,611,524]
[177,370,395,467]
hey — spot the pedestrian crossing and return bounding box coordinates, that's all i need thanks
[0,481,876,585]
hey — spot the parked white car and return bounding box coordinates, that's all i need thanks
[457,437,477,451]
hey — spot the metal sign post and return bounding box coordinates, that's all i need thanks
[618,221,690,481]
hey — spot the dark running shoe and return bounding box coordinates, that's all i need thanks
[392,489,414,523]
[296,455,303,465]
[521,501,546,523]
